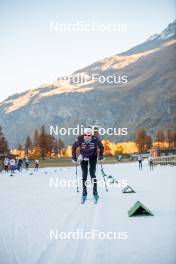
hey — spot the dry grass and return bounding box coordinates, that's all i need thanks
[29,157,133,168]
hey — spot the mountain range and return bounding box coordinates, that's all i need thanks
[0,20,176,147]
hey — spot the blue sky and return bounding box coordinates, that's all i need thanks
[0,0,175,102]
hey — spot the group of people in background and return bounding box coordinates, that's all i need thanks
[137,154,154,170]
[3,158,39,175]
[2,153,154,176]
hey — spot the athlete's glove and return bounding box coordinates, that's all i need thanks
[72,157,77,163]
[99,156,105,161]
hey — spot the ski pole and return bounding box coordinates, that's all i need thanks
[100,161,108,192]
[75,162,79,193]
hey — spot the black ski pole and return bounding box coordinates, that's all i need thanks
[75,162,79,193]
[100,161,108,192]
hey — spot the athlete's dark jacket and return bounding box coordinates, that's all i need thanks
[72,135,104,159]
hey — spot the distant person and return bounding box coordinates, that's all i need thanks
[4,158,9,172]
[10,158,16,175]
[34,159,39,170]
[137,154,143,170]
[25,158,30,169]
[17,158,23,172]
[118,154,122,161]
[148,155,154,170]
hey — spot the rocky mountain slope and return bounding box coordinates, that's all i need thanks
[0,20,176,147]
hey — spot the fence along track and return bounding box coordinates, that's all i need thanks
[152,155,176,166]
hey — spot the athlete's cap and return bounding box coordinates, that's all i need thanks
[84,127,92,135]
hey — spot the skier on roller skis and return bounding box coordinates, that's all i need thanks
[4,158,9,173]
[10,158,16,176]
[72,127,104,204]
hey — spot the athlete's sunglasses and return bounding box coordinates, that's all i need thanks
[84,134,91,137]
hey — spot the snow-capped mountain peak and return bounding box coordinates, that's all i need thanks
[147,19,176,42]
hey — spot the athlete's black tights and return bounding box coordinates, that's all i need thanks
[81,156,97,195]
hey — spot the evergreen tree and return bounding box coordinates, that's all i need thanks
[0,126,9,155]
[173,131,176,147]
[46,134,56,157]
[25,136,33,155]
[166,129,175,148]
[39,126,48,159]
[145,134,153,150]
[33,129,40,148]
[18,144,23,151]
[58,139,65,156]
[155,129,165,148]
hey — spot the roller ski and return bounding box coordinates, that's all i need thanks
[94,193,99,204]
[81,195,87,204]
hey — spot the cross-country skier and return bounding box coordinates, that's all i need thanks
[4,158,9,172]
[118,154,122,162]
[72,127,104,203]
[137,154,143,170]
[34,159,39,170]
[148,154,154,170]
[10,158,16,175]
[17,158,23,172]
[25,158,30,169]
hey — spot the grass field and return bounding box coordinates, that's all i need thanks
[0,157,135,170]
[32,157,134,168]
